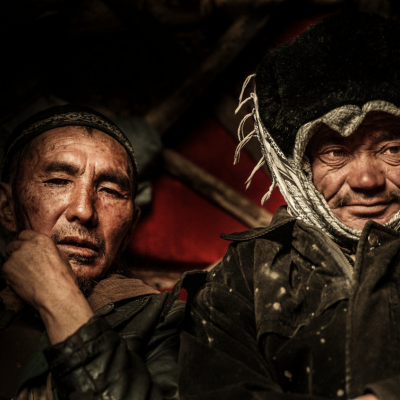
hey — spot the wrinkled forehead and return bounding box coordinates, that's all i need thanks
[32,126,128,153]
[293,101,400,165]
[1,107,139,197]
[307,112,400,153]
[27,126,132,171]
[13,127,136,197]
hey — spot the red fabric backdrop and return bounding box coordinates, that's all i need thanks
[127,13,329,274]
[128,117,285,271]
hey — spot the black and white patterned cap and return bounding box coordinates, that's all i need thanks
[1,105,139,197]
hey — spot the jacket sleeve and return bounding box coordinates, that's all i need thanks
[179,244,328,400]
[365,375,400,400]
[43,296,184,400]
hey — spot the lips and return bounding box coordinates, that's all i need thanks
[57,236,100,257]
[344,201,393,216]
[346,200,390,207]
[346,203,388,209]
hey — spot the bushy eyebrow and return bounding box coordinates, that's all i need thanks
[368,130,400,144]
[44,161,80,175]
[44,161,132,192]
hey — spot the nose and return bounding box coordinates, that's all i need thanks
[346,155,385,191]
[65,185,98,226]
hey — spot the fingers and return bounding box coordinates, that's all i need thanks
[17,230,42,241]
[6,230,53,256]
[5,240,23,256]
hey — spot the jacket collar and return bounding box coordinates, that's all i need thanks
[221,206,400,252]
[220,206,296,242]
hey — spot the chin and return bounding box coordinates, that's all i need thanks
[70,262,107,281]
[338,215,394,231]
[344,220,369,231]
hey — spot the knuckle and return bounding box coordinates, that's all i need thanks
[18,229,30,240]
[38,234,51,245]
[2,260,9,271]
[2,260,13,277]
[20,240,30,250]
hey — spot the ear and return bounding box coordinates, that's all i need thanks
[0,183,17,234]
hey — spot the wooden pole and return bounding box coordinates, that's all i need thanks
[163,148,272,228]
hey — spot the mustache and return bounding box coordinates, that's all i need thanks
[331,189,400,209]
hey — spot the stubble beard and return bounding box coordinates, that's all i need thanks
[331,188,400,210]
[75,275,98,298]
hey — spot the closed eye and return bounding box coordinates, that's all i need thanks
[100,187,125,198]
[44,178,70,186]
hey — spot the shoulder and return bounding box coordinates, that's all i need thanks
[216,208,297,278]
[118,291,184,318]
[220,206,296,243]
[174,208,297,307]
[99,292,184,336]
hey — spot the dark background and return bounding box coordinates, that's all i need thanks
[1,0,397,290]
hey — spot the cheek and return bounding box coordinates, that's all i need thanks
[101,203,134,248]
[312,163,347,200]
[383,166,400,189]
[311,161,329,193]
[19,188,40,216]
[19,186,66,232]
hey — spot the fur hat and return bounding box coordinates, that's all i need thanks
[255,12,400,158]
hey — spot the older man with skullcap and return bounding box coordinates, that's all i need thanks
[176,12,400,400]
[0,105,183,400]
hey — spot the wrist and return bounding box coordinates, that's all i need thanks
[38,285,94,345]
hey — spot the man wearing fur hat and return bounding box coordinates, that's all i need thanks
[0,105,183,400]
[177,13,400,400]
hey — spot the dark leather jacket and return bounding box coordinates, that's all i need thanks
[15,291,184,400]
[177,207,400,400]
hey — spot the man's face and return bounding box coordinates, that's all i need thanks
[12,126,138,281]
[309,113,400,231]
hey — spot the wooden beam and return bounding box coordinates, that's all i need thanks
[163,148,272,228]
[145,1,278,135]
[201,0,285,13]
[141,2,279,232]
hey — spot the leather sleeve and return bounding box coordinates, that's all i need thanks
[179,244,327,400]
[44,298,184,400]
[365,372,400,400]
[144,301,184,400]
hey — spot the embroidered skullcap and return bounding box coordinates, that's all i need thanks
[1,105,139,197]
